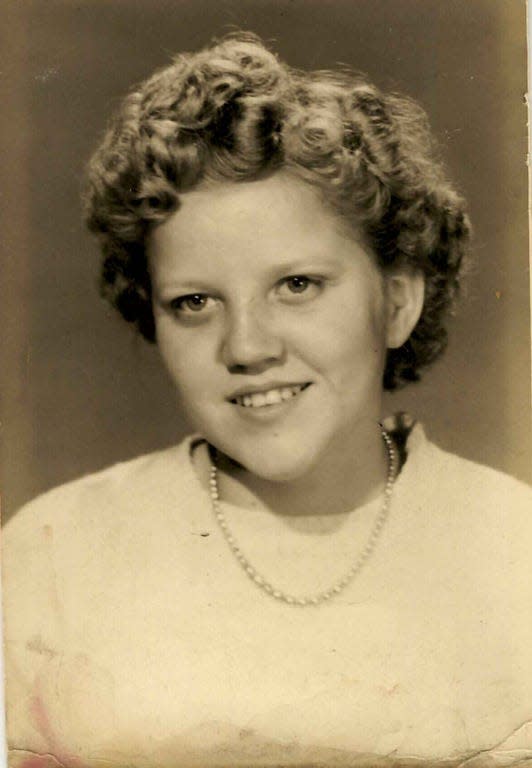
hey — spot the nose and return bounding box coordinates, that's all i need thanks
[221,300,284,372]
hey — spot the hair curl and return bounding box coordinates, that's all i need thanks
[84,32,470,389]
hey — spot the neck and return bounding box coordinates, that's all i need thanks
[212,420,389,518]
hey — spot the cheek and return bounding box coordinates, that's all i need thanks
[156,326,198,391]
[302,299,387,382]
[155,321,222,405]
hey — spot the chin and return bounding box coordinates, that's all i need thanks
[225,441,324,484]
[194,410,340,484]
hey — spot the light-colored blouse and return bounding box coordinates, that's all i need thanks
[3,422,532,767]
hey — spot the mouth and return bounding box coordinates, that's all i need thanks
[229,383,312,409]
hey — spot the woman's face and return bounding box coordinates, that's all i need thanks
[149,172,391,482]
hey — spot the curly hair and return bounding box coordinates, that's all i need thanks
[84,32,471,389]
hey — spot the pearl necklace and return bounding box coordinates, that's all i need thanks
[208,428,398,606]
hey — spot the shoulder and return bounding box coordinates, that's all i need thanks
[430,436,532,541]
[403,423,532,615]
[403,421,532,512]
[397,420,532,599]
[2,436,208,752]
[2,436,205,746]
[3,435,200,545]
[384,412,532,513]
[2,435,204,621]
[425,436,531,572]
[397,423,532,719]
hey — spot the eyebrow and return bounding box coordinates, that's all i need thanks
[155,259,339,289]
[152,280,217,300]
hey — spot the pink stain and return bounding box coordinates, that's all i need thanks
[18,757,60,768]
[28,694,55,751]
[28,692,84,768]
[42,525,53,540]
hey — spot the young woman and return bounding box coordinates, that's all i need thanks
[4,33,531,768]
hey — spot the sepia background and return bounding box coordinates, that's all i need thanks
[0,0,530,523]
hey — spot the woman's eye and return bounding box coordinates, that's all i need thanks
[169,294,215,315]
[277,275,322,300]
[286,276,310,293]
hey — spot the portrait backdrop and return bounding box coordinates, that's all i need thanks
[0,0,529,522]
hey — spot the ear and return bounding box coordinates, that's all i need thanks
[384,269,425,349]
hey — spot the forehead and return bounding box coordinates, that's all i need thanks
[148,172,372,276]
[151,172,359,245]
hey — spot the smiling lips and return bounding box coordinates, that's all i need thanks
[230,383,311,408]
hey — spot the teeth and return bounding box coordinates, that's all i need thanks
[265,390,281,405]
[235,384,307,408]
